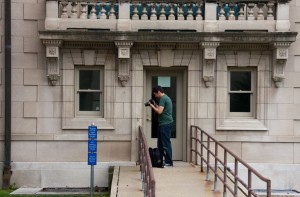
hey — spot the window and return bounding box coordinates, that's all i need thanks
[216,51,268,131]
[228,69,256,118]
[76,67,103,117]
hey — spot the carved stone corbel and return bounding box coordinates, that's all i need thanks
[272,42,290,88]
[42,40,63,86]
[201,42,220,87]
[114,41,133,86]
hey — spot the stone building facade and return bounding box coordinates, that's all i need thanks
[1,0,300,191]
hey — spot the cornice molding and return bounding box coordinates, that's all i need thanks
[219,43,270,50]
[39,31,297,44]
[42,39,63,46]
[64,42,115,49]
[114,41,134,48]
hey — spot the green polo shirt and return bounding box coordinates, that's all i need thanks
[158,94,173,126]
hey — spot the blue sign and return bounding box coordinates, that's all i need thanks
[88,140,97,153]
[88,153,97,165]
[88,126,97,139]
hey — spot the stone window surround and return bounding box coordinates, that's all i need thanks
[216,50,270,131]
[62,49,115,130]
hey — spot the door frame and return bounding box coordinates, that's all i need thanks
[143,67,187,161]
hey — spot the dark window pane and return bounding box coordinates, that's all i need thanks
[230,93,250,112]
[79,70,100,90]
[79,92,100,111]
[230,71,251,91]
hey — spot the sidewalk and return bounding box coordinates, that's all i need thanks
[111,161,222,197]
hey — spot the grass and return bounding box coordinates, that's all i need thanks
[0,189,109,197]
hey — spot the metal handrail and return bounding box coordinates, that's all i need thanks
[190,125,271,197]
[138,126,156,197]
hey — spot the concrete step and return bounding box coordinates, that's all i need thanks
[111,161,223,197]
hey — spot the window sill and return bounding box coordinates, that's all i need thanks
[216,118,268,131]
[62,117,114,130]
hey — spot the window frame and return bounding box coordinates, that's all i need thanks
[75,66,104,117]
[227,68,256,118]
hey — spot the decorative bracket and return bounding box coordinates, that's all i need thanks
[42,40,63,86]
[114,41,133,86]
[271,42,290,88]
[201,42,220,87]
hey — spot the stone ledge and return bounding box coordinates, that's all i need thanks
[213,135,300,143]
[39,31,298,45]
[0,134,132,141]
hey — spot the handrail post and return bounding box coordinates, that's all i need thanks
[200,131,203,172]
[267,180,271,197]
[248,170,252,197]
[190,126,193,163]
[195,129,198,165]
[223,150,227,197]
[234,159,238,197]
[214,143,218,192]
[206,136,210,181]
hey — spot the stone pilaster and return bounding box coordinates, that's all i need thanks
[42,40,63,86]
[272,42,290,87]
[201,42,220,87]
[114,41,133,86]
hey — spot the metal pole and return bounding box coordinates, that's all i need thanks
[91,165,94,197]
[3,0,12,189]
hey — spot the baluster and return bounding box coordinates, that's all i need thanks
[132,3,139,20]
[70,1,78,18]
[89,3,97,19]
[257,3,265,20]
[178,3,184,20]
[218,3,226,20]
[247,3,255,20]
[160,3,166,20]
[141,3,148,20]
[60,1,69,18]
[228,3,235,20]
[100,3,107,19]
[150,3,157,20]
[238,3,245,20]
[168,3,175,20]
[267,2,274,20]
[80,1,88,19]
[187,4,193,20]
[109,3,116,19]
[196,3,202,20]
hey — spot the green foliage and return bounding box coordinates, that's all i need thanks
[0,189,109,197]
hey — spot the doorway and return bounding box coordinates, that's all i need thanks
[145,69,186,161]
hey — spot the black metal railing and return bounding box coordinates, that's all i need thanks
[190,125,271,197]
[138,126,156,197]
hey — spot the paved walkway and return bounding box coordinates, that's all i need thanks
[111,161,223,197]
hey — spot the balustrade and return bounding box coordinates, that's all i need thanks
[217,1,275,20]
[45,0,290,32]
[59,1,118,19]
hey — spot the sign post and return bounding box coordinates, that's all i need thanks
[88,123,97,197]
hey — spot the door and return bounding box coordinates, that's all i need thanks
[145,70,185,161]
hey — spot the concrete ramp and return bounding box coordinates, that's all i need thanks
[111,161,222,197]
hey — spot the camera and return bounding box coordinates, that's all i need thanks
[144,99,156,107]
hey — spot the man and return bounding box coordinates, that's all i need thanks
[149,86,173,167]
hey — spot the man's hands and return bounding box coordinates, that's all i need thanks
[149,103,164,114]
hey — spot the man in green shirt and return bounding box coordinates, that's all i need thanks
[149,86,173,167]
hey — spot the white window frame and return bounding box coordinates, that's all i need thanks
[75,66,104,117]
[227,68,256,118]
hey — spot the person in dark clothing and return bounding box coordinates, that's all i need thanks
[149,86,173,167]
